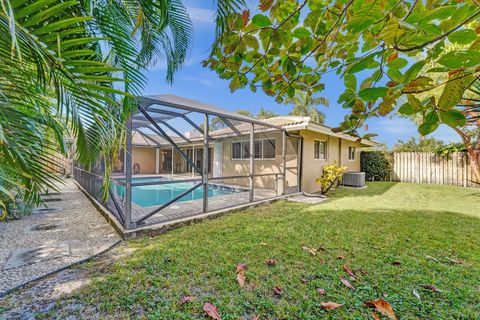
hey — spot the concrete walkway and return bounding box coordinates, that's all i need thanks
[288,194,328,204]
[0,179,121,296]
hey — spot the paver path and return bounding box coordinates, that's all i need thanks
[0,179,121,296]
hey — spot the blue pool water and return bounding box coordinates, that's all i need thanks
[113,177,242,208]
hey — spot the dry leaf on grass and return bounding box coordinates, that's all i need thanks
[365,298,397,320]
[391,261,401,266]
[343,265,356,279]
[236,263,247,288]
[446,257,463,264]
[336,255,344,260]
[273,286,283,296]
[341,277,355,290]
[180,296,195,305]
[320,302,343,310]
[302,246,317,256]
[259,242,268,246]
[413,289,421,301]
[265,259,276,266]
[420,284,442,293]
[252,316,260,320]
[372,312,380,320]
[316,288,326,295]
[203,303,221,320]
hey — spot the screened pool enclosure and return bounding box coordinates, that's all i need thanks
[74,94,302,230]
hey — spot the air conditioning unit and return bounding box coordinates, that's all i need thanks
[342,171,366,188]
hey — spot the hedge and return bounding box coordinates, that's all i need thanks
[360,151,391,181]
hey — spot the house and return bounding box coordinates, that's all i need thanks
[127,115,375,194]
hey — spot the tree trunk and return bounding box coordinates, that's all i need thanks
[467,146,480,183]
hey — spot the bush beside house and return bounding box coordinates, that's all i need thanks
[360,151,391,181]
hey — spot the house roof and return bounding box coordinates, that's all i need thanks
[132,115,376,147]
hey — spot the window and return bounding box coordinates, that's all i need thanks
[314,140,327,160]
[231,139,276,159]
[232,142,242,159]
[263,139,276,159]
[348,146,356,160]
[254,141,262,159]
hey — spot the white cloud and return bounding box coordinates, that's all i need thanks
[186,6,215,26]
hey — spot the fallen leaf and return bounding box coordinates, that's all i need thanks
[412,289,421,302]
[341,277,355,290]
[252,316,260,320]
[273,286,283,296]
[203,303,221,320]
[236,263,247,273]
[365,298,397,320]
[343,265,356,279]
[302,246,317,256]
[446,257,463,264]
[420,284,442,293]
[425,255,439,262]
[265,259,276,266]
[336,255,344,260]
[259,242,268,246]
[320,302,343,310]
[316,288,326,295]
[180,296,195,305]
[372,312,380,320]
[391,261,401,266]
[236,264,247,288]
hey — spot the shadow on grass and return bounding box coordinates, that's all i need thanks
[328,181,398,199]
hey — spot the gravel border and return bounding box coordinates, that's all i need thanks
[0,179,121,296]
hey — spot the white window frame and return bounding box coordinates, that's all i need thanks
[231,139,276,160]
[348,146,356,161]
[314,140,327,161]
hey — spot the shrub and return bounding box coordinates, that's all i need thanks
[360,151,391,181]
[316,162,347,194]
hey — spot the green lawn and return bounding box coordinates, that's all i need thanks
[40,183,480,318]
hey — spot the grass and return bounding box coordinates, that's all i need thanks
[38,183,480,318]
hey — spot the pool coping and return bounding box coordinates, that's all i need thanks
[74,179,301,239]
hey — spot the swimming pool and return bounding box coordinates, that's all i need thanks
[112,177,244,208]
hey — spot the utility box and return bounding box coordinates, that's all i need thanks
[342,171,366,188]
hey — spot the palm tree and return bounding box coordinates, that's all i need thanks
[283,91,329,124]
[0,0,244,211]
[257,108,279,119]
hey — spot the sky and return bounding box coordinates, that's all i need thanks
[142,1,461,148]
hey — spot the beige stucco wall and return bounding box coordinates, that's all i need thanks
[132,146,156,174]
[299,129,362,193]
[220,132,299,192]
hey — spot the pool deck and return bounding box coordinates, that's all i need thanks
[130,187,276,226]
[78,173,295,238]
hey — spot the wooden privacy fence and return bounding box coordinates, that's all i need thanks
[391,152,480,188]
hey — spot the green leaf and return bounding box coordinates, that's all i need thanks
[404,61,425,84]
[448,29,477,44]
[348,17,375,33]
[438,73,473,110]
[418,111,439,135]
[293,27,311,39]
[398,103,416,115]
[387,58,408,70]
[387,67,403,83]
[344,74,356,91]
[358,87,388,102]
[407,95,422,110]
[346,52,378,74]
[438,51,480,69]
[439,110,467,127]
[252,14,272,27]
